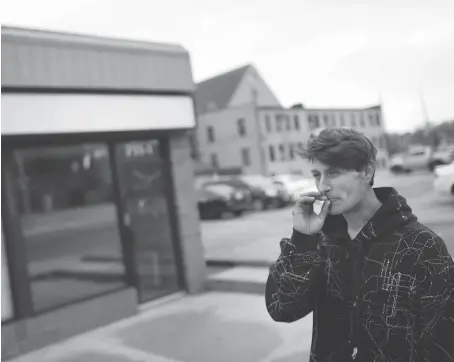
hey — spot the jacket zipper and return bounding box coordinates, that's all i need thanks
[350,238,364,359]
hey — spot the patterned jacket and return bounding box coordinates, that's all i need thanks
[266,187,454,361]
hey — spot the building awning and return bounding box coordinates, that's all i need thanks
[1,26,195,93]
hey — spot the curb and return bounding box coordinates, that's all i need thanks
[206,259,273,268]
[206,277,265,295]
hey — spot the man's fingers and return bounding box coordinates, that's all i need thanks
[318,200,331,221]
[297,191,327,201]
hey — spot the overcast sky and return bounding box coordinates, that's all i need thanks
[2,0,453,133]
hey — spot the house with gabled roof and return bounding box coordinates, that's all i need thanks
[193,64,389,177]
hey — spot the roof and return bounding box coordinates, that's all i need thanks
[1,26,186,55]
[194,64,251,114]
[2,26,194,91]
[305,105,381,112]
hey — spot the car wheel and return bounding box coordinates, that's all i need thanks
[390,165,405,174]
[208,202,226,219]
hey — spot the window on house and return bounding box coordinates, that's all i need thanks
[241,148,251,166]
[330,114,337,128]
[350,114,356,128]
[269,145,276,162]
[375,114,381,126]
[309,114,320,129]
[279,144,286,161]
[368,114,375,126]
[285,115,291,131]
[323,114,329,127]
[359,113,365,127]
[237,118,247,137]
[207,126,215,143]
[275,115,283,132]
[379,135,386,149]
[265,115,272,132]
[294,115,300,130]
[340,114,346,127]
[211,153,219,168]
[289,144,295,160]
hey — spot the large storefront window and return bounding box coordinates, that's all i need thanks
[2,229,14,321]
[11,144,126,312]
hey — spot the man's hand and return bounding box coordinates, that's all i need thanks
[292,191,331,235]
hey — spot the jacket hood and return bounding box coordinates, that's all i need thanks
[322,187,417,241]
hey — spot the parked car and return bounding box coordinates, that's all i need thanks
[390,145,454,173]
[202,178,261,210]
[270,174,315,202]
[433,162,454,198]
[239,175,290,209]
[197,184,250,219]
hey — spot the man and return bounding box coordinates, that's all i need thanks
[265,128,454,361]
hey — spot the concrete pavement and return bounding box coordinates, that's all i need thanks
[9,292,313,362]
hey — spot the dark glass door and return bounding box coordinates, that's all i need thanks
[114,140,180,303]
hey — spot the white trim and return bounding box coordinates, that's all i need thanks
[1,94,195,135]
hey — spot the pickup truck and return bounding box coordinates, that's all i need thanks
[389,145,454,173]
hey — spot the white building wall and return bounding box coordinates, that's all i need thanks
[196,105,264,174]
[228,67,281,108]
[307,107,388,168]
[258,108,313,177]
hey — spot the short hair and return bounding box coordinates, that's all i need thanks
[297,128,377,186]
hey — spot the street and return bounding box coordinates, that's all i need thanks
[202,171,454,264]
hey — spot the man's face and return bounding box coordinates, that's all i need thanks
[310,160,370,215]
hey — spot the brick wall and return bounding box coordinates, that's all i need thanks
[2,288,137,360]
[169,133,207,293]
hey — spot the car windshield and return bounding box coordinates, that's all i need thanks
[204,184,233,197]
[240,175,272,187]
[277,174,305,182]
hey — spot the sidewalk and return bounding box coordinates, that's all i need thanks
[9,292,313,362]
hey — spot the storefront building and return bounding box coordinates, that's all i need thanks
[1,26,206,359]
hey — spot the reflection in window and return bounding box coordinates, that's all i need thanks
[2,230,13,321]
[12,144,126,312]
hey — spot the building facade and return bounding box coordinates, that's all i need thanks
[194,65,388,177]
[1,26,206,359]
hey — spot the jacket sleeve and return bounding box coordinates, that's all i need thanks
[265,229,325,323]
[415,233,454,361]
